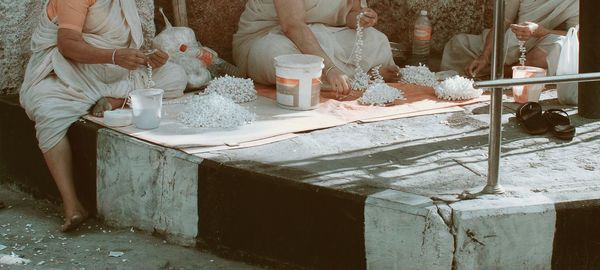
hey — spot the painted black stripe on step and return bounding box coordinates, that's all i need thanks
[198,159,367,270]
[552,199,600,270]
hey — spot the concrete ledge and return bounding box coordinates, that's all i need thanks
[97,129,200,246]
[365,189,454,270]
[451,193,556,270]
[3,93,600,269]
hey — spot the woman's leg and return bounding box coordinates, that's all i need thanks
[525,47,549,69]
[43,136,88,231]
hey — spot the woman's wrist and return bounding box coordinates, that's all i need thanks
[346,10,361,29]
[325,65,337,78]
[479,51,492,62]
[111,49,118,65]
[533,26,549,38]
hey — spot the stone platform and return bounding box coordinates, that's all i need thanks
[1,91,600,270]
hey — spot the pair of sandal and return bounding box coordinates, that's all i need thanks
[516,102,576,140]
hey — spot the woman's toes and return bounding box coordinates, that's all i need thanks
[91,98,112,117]
[61,210,89,232]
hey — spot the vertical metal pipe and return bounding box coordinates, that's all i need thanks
[579,0,600,119]
[482,0,505,194]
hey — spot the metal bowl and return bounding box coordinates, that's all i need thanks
[390,42,409,65]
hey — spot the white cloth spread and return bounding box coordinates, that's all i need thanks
[20,0,187,152]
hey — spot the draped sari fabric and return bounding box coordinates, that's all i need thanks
[232,0,395,85]
[20,0,187,152]
[441,0,579,76]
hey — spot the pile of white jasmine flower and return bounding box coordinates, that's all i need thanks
[358,83,406,106]
[204,75,257,103]
[434,75,483,101]
[400,64,438,87]
[177,93,255,128]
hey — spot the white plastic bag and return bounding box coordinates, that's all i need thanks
[556,25,579,105]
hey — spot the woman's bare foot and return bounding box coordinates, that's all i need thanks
[91,97,112,117]
[91,97,127,117]
[61,208,89,232]
[381,65,401,82]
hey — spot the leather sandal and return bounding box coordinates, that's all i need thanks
[516,102,548,135]
[542,109,576,140]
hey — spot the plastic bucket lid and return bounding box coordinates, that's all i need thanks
[274,54,324,69]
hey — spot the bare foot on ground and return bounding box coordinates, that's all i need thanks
[61,207,89,232]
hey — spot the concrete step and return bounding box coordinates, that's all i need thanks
[3,94,600,269]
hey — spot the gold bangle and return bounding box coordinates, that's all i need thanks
[111,49,118,65]
[325,65,337,77]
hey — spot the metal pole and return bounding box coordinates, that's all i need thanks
[482,0,505,194]
[474,72,600,88]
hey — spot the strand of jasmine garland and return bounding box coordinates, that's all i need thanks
[518,40,526,66]
[350,12,370,91]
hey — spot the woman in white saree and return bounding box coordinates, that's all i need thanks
[20,0,187,231]
[233,0,400,95]
[441,0,579,77]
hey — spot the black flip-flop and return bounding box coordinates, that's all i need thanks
[516,102,548,135]
[543,109,576,140]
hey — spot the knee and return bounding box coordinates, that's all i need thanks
[526,47,549,67]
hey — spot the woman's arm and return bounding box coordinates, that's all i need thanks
[57,29,146,70]
[466,19,512,77]
[274,0,350,94]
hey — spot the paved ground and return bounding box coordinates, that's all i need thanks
[0,185,262,270]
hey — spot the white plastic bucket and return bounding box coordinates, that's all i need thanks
[274,54,324,110]
[130,88,164,130]
[512,66,547,103]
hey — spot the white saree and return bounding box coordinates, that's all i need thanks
[20,0,187,152]
[440,0,579,76]
[232,0,395,85]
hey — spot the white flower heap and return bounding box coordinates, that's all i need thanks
[399,64,438,88]
[350,12,370,91]
[359,83,405,106]
[204,75,257,103]
[434,75,483,101]
[177,93,256,128]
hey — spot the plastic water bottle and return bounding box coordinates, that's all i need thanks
[412,10,432,65]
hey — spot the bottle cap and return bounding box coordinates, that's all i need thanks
[420,10,428,16]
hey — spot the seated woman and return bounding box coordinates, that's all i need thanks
[441,0,578,78]
[19,0,187,231]
[233,0,399,95]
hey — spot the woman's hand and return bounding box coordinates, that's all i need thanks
[326,67,351,95]
[511,22,548,41]
[359,8,378,28]
[113,48,146,70]
[147,49,169,69]
[465,55,490,78]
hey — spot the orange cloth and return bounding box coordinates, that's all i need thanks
[47,0,96,32]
